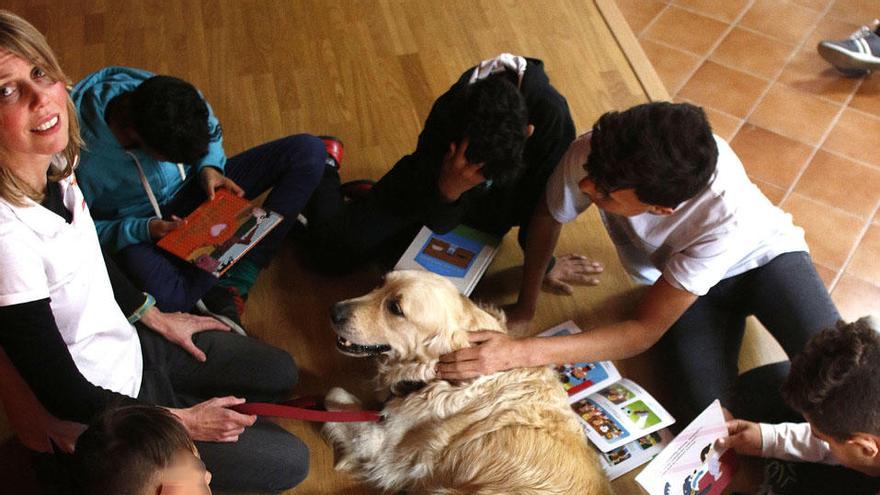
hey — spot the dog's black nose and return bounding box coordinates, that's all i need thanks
[330,302,350,325]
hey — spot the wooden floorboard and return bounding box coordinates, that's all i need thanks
[0,1,686,493]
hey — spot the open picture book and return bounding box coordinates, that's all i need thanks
[394,224,500,296]
[539,321,676,480]
[635,399,738,495]
[156,188,283,278]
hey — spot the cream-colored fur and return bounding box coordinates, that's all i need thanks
[323,270,613,494]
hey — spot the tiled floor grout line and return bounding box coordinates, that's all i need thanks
[832,203,880,292]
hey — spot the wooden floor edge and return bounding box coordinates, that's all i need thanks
[594,0,671,102]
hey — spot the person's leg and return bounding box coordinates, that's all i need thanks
[114,243,218,313]
[657,278,748,423]
[195,418,309,492]
[223,134,326,268]
[305,165,421,274]
[733,251,841,422]
[135,329,307,492]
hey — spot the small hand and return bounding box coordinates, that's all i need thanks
[199,166,244,200]
[140,306,230,362]
[714,418,762,457]
[544,254,604,295]
[171,396,257,442]
[437,138,486,202]
[148,215,185,240]
[437,331,527,380]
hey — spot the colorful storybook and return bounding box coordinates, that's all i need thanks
[635,400,739,495]
[394,225,500,296]
[156,189,283,278]
[539,321,676,480]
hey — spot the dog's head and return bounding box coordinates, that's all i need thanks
[329,270,505,363]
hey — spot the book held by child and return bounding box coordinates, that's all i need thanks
[394,224,500,296]
[635,399,738,495]
[539,321,676,480]
[157,188,283,277]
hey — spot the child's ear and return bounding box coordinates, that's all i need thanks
[846,433,880,459]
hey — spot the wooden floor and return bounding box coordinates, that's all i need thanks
[0,0,697,493]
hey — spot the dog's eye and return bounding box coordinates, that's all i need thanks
[387,299,404,317]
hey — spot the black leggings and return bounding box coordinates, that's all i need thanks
[658,251,840,423]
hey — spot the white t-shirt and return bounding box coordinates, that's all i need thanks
[0,174,142,398]
[546,133,809,296]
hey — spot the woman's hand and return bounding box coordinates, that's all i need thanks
[169,397,256,442]
[140,306,230,362]
[437,331,531,379]
[199,166,244,199]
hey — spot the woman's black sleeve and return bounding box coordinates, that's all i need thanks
[0,299,139,423]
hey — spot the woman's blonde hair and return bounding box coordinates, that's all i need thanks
[0,10,82,206]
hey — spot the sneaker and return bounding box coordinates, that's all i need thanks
[340,179,375,202]
[817,22,880,76]
[319,135,344,170]
[196,286,248,336]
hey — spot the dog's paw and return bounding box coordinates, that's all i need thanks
[325,387,362,411]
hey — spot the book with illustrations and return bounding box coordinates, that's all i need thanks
[635,399,739,495]
[157,189,283,277]
[538,321,676,479]
[394,225,500,296]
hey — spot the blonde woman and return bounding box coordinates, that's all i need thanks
[0,11,307,492]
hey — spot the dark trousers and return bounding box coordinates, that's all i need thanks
[658,251,840,424]
[305,167,530,274]
[117,134,326,312]
[136,327,308,493]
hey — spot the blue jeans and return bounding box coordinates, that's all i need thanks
[116,134,326,312]
[136,327,308,492]
[657,251,840,424]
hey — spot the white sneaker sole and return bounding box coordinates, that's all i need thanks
[818,42,880,71]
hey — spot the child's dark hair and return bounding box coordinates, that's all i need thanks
[73,405,195,495]
[782,317,880,442]
[585,102,717,208]
[130,75,211,163]
[448,73,528,185]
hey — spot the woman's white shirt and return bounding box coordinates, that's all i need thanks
[0,174,142,398]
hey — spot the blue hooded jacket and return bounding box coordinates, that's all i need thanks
[72,66,226,252]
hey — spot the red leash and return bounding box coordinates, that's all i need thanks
[232,396,383,423]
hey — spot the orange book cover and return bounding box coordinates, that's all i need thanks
[157,189,284,277]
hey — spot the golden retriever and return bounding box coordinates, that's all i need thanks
[323,270,612,495]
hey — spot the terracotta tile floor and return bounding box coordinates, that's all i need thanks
[617,0,880,321]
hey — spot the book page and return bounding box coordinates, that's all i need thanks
[573,378,675,452]
[394,225,499,295]
[537,321,621,401]
[635,400,738,495]
[596,428,673,481]
[156,189,283,277]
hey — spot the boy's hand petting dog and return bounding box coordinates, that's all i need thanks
[437,138,486,202]
[437,331,530,379]
[544,254,604,295]
[715,418,763,456]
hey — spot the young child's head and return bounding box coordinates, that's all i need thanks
[581,101,717,217]
[782,316,880,476]
[128,74,211,164]
[74,405,212,495]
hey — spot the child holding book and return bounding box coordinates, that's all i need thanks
[717,316,880,494]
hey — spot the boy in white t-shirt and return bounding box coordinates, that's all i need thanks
[438,102,839,422]
[718,316,880,494]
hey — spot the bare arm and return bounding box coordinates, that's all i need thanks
[438,277,698,378]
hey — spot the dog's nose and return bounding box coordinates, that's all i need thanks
[330,302,350,325]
